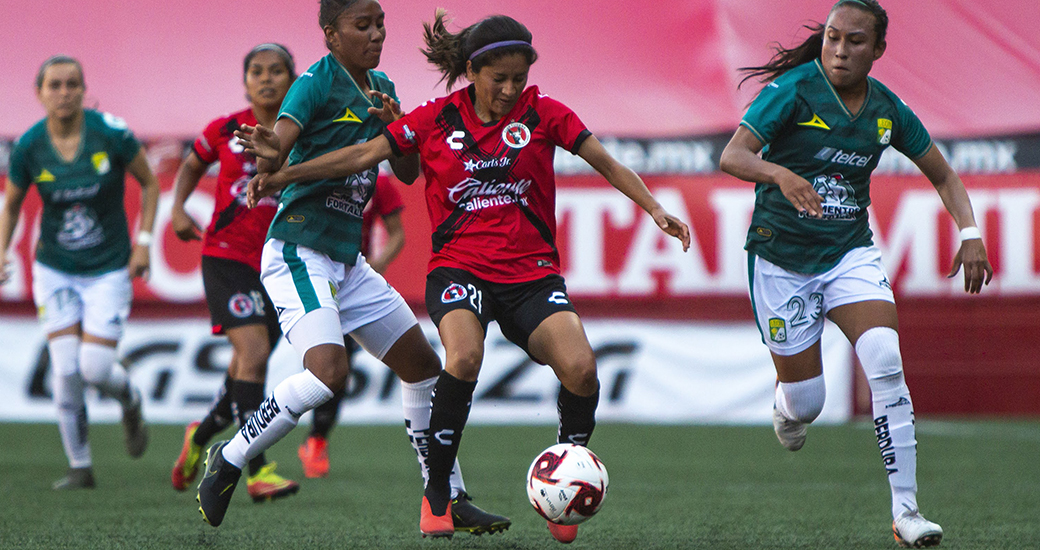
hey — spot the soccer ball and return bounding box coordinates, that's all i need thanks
[526,443,609,525]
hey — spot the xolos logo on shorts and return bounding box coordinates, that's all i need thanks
[502,122,531,149]
[228,293,255,318]
[441,283,468,303]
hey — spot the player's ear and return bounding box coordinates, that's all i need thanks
[873,38,886,61]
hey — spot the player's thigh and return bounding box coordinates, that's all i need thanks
[31,262,84,337]
[749,253,826,358]
[260,239,341,339]
[336,254,411,339]
[425,267,493,381]
[78,267,131,342]
[528,311,597,394]
[821,246,898,345]
[496,274,578,360]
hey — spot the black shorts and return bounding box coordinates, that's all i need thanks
[425,266,577,356]
[201,255,281,348]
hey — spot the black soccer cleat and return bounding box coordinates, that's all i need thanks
[196,440,242,527]
[451,491,511,535]
[52,467,96,490]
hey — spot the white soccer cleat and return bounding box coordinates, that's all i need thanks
[772,406,807,451]
[892,510,943,548]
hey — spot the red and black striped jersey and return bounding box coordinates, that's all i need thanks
[192,108,278,271]
[385,85,590,283]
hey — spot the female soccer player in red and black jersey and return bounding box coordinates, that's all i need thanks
[240,11,690,541]
[168,44,299,502]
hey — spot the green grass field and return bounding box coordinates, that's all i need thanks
[0,420,1037,549]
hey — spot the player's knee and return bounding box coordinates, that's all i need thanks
[446,346,483,381]
[560,352,598,396]
[856,327,903,379]
[78,356,113,386]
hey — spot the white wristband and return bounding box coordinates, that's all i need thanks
[136,231,154,247]
[959,227,982,242]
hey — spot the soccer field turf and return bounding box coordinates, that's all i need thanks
[0,421,1037,549]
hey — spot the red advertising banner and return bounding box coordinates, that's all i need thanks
[3,165,1039,312]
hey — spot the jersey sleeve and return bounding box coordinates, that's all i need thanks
[384,99,436,157]
[98,111,142,166]
[891,98,932,160]
[538,95,590,154]
[6,138,32,189]
[740,81,800,146]
[278,70,328,130]
[192,117,226,164]
[372,174,404,217]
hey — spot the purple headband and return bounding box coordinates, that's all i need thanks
[468,40,532,61]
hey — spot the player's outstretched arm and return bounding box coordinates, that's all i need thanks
[913,144,993,293]
[577,135,691,251]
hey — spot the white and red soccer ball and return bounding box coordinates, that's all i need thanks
[526,443,609,525]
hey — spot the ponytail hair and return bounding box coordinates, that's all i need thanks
[737,0,888,89]
[422,9,537,91]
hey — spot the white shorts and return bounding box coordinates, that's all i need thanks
[749,246,894,356]
[31,262,132,340]
[260,239,414,357]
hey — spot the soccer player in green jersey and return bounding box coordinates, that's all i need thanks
[720,1,992,547]
[0,56,159,490]
[195,0,508,535]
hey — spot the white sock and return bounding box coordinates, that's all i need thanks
[79,341,133,407]
[401,375,466,498]
[222,370,333,469]
[775,374,826,423]
[857,327,920,519]
[49,335,91,468]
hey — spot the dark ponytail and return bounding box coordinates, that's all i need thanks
[738,0,888,89]
[422,10,537,91]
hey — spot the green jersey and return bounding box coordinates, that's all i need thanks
[8,110,141,275]
[740,59,932,274]
[271,53,398,264]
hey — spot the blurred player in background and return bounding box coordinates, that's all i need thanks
[196,0,508,535]
[168,43,300,503]
[297,171,406,478]
[240,10,690,541]
[719,1,993,547]
[0,55,157,490]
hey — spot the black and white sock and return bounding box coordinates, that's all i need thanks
[557,384,599,447]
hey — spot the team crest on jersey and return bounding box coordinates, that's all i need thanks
[228,293,255,318]
[91,152,111,175]
[502,122,531,148]
[877,118,893,145]
[804,173,859,221]
[768,318,787,343]
[441,283,468,303]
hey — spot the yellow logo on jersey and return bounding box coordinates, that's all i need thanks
[333,107,362,123]
[35,169,56,183]
[797,113,831,130]
[328,281,337,299]
[91,152,111,175]
[877,118,893,145]
[768,318,787,343]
